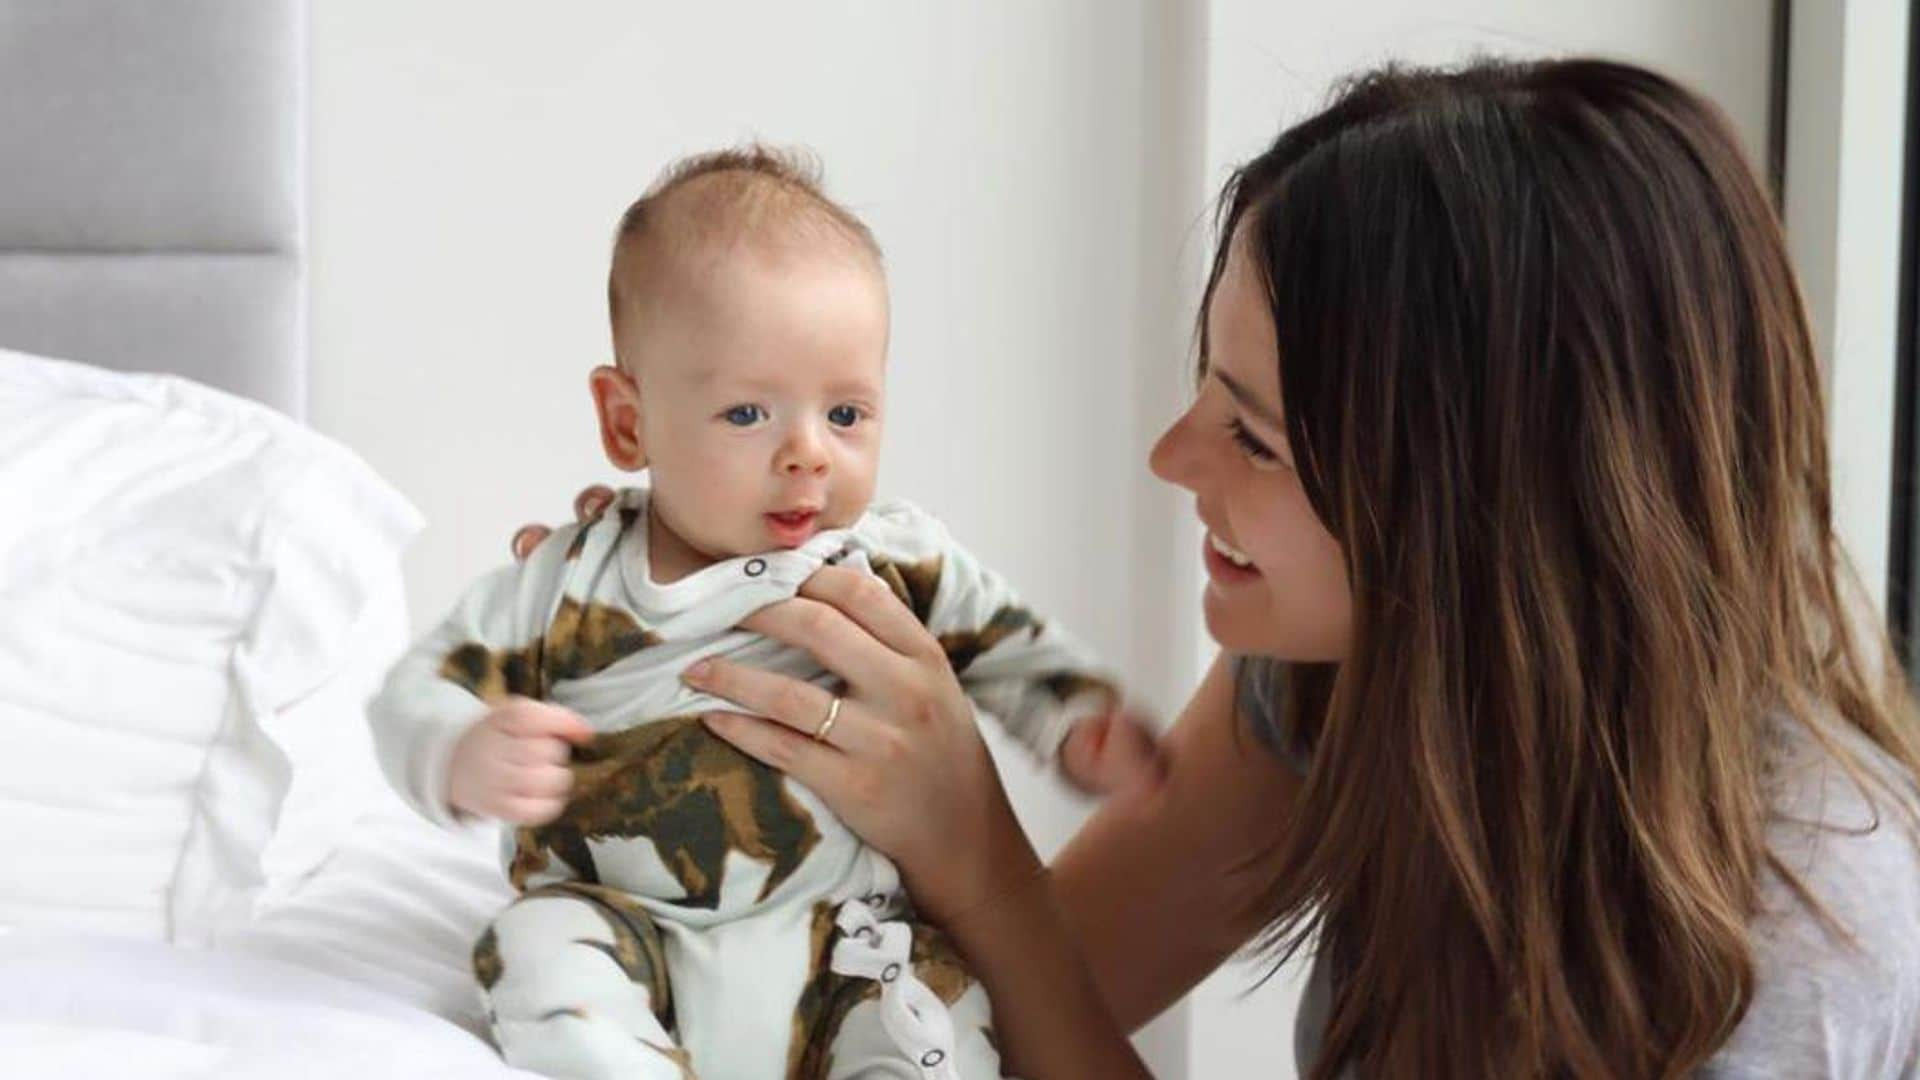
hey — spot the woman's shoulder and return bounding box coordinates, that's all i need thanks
[1705,715,1920,1077]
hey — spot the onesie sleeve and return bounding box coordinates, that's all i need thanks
[858,502,1123,762]
[366,525,576,827]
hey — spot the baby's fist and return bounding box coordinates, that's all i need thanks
[447,698,594,825]
[1058,710,1165,799]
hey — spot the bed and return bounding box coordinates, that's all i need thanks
[0,4,533,1075]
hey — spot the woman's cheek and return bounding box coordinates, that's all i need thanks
[1241,471,1298,568]
[1238,482,1315,651]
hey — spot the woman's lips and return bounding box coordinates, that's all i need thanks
[1203,531,1262,584]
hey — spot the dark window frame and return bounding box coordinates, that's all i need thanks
[1887,0,1920,666]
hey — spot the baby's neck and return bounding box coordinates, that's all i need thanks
[645,507,718,585]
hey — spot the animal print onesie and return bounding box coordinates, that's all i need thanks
[370,488,1118,1080]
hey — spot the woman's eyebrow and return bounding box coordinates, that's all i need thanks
[1215,369,1284,427]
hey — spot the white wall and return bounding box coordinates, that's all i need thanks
[1785,0,1912,611]
[310,3,1789,1078]
[1194,4,1773,1076]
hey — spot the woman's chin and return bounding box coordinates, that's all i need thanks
[1202,588,1264,653]
[1204,589,1347,661]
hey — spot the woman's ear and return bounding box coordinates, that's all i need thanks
[590,364,648,471]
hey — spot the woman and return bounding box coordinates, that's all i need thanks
[523,59,1920,1077]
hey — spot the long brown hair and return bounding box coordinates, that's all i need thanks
[1209,59,1920,1077]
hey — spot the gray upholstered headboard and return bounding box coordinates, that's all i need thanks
[0,0,306,417]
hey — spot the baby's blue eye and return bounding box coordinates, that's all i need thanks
[827,404,861,428]
[723,405,766,427]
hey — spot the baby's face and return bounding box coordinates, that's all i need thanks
[623,248,888,562]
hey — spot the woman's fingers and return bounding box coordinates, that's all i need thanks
[803,565,945,661]
[684,658,843,739]
[703,711,857,796]
[512,485,615,561]
[685,659,884,756]
[737,595,916,694]
[511,525,551,561]
[573,485,616,522]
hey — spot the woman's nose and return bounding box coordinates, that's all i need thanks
[1149,406,1201,491]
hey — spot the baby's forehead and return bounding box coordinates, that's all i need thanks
[680,357,886,396]
[646,239,887,326]
[647,347,888,406]
[628,249,888,388]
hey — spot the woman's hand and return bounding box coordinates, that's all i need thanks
[510,484,617,561]
[683,567,1043,925]
[511,486,1041,924]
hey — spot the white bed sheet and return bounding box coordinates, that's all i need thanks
[230,781,516,1038]
[0,932,535,1079]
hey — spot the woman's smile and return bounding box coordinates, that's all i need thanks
[1203,530,1262,584]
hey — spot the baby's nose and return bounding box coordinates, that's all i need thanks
[777,433,830,475]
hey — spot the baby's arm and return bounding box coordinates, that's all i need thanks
[368,530,589,826]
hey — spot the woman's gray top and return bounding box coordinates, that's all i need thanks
[1235,659,1920,1078]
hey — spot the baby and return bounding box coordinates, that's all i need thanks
[370,147,1158,1080]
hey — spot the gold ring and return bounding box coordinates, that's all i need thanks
[813,696,844,743]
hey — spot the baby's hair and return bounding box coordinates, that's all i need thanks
[607,143,882,364]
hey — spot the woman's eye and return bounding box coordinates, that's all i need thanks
[723,404,766,427]
[827,404,861,428]
[1225,417,1281,464]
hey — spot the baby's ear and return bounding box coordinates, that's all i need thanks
[589,364,648,471]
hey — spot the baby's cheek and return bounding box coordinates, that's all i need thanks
[660,461,740,529]
[835,458,880,512]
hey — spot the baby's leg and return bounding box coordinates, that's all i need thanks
[477,882,693,1080]
[791,902,1009,1080]
[810,981,1003,1080]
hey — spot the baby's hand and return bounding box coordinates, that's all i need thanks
[447,698,594,825]
[1058,710,1165,799]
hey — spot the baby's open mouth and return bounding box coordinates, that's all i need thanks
[764,508,821,546]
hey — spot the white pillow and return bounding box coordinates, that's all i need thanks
[232,558,515,1033]
[254,542,412,901]
[0,349,421,944]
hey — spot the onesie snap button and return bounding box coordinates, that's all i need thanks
[882,962,902,983]
[921,1050,946,1067]
[744,558,767,577]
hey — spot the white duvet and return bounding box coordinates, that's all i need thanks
[0,933,533,1079]
[0,751,526,1078]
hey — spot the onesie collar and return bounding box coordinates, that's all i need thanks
[614,486,862,639]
